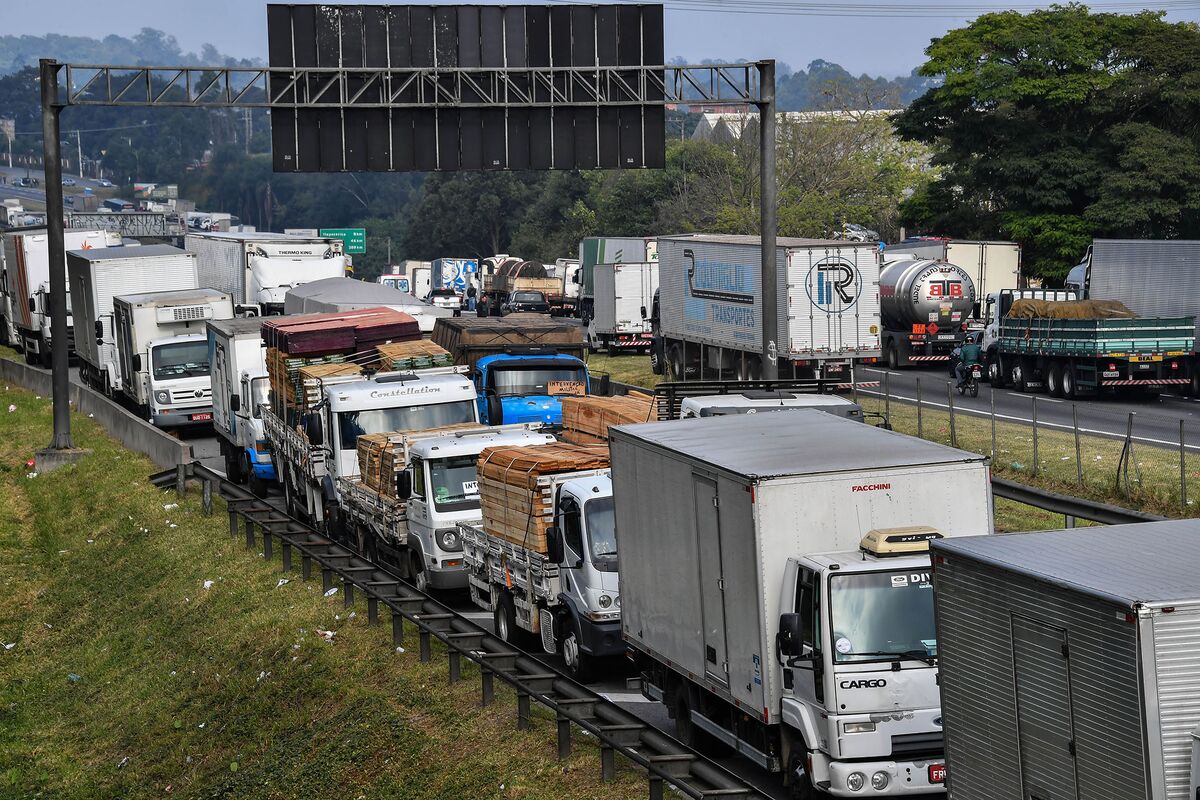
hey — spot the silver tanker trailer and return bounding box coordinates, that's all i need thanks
[879,259,977,369]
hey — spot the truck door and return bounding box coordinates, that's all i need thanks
[692,475,730,685]
[1012,616,1079,800]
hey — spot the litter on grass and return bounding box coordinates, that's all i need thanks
[323,587,338,597]
[276,578,290,588]
[316,629,336,642]
[202,580,214,590]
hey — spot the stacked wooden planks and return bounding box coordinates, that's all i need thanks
[478,443,610,553]
[374,340,454,371]
[266,349,350,416]
[357,422,485,495]
[297,363,364,410]
[560,393,656,444]
[431,316,586,371]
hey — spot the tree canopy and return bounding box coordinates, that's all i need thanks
[895,4,1200,281]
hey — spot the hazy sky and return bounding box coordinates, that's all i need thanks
[8,1,1199,77]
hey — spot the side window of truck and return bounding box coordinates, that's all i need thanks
[560,496,584,558]
[796,568,820,650]
[410,457,426,500]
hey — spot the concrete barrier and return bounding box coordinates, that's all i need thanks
[0,358,192,469]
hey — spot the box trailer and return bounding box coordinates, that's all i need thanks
[207,317,274,490]
[578,236,657,321]
[589,261,658,353]
[611,411,992,797]
[932,520,1200,800]
[883,240,1020,316]
[68,244,200,396]
[654,235,881,381]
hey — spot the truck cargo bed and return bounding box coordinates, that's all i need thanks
[998,316,1195,357]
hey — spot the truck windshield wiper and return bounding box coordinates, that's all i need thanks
[846,650,937,666]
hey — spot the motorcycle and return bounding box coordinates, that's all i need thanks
[958,363,982,398]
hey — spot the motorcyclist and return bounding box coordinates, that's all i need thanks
[952,332,983,389]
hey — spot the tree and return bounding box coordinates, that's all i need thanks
[895,5,1200,282]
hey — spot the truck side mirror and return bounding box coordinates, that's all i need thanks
[230,394,241,413]
[545,525,564,564]
[395,469,413,500]
[776,613,810,664]
[640,305,647,320]
[28,297,36,313]
[303,412,323,446]
[486,393,503,425]
[131,354,142,372]
[94,320,103,341]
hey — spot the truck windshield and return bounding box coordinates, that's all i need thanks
[490,366,586,398]
[337,400,476,452]
[585,495,617,572]
[428,455,482,512]
[250,377,270,419]
[828,570,937,664]
[152,341,210,380]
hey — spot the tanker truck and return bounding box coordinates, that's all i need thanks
[879,259,977,369]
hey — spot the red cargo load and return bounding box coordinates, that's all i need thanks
[261,307,421,356]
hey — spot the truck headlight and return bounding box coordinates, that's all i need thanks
[154,390,170,404]
[598,594,612,608]
[846,772,866,792]
[843,721,876,734]
[871,771,890,790]
[436,528,462,552]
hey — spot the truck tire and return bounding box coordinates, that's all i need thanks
[560,620,593,682]
[1011,362,1029,393]
[885,341,898,370]
[667,343,686,382]
[672,690,719,756]
[494,593,519,644]
[1046,364,1063,398]
[224,449,245,484]
[409,551,430,594]
[787,752,820,800]
[987,352,1005,387]
[1062,365,1078,399]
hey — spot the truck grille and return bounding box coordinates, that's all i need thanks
[171,305,208,321]
[891,732,943,759]
[171,388,212,403]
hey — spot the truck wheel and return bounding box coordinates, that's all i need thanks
[494,593,519,644]
[409,552,430,594]
[1062,365,1078,399]
[987,353,1004,386]
[23,348,37,367]
[885,341,900,370]
[673,690,719,756]
[667,344,686,382]
[561,624,594,682]
[1011,362,1028,393]
[787,752,820,800]
[1046,364,1063,398]
[224,450,244,483]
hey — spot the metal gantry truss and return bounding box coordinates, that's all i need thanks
[57,62,766,109]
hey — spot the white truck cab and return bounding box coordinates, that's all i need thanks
[979,289,1077,383]
[680,391,864,421]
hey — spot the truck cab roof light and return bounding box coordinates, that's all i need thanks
[860,526,943,556]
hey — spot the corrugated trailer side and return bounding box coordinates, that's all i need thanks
[1089,239,1200,341]
[1149,607,1200,799]
[933,547,1148,800]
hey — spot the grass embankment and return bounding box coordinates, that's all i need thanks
[0,384,641,799]
[584,354,659,390]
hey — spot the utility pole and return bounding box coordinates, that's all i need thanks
[244,109,253,154]
[37,59,86,467]
[75,130,83,178]
[758,60,779,380]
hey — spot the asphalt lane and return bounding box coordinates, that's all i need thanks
[857,364,1200,451]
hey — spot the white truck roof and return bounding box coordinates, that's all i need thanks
[409,426,556,459]
[68,243,183,261]
[114,287,230,307]
[681,392,857,413]
[612,408,985,480]
[327,370,476,412]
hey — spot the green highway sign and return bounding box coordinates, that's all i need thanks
[319,227,366,254]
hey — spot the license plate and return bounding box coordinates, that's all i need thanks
[937,334,957,341]
[190,412,213,422]
[1103,371,1120,378]
[929,763,946,783]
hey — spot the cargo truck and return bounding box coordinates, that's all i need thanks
[1066,239,1200,395]
[263,367,480,529]
[588,261,658,354]
[338,425,555,592]
[111,288,234,426]
[185,231,347,316]
[878,259,976,369]
[431,257,478,294]
[461,469,618,679]
[932,519,1200,800]
[68,244,202,397]
[983,290,1194,397]
[1,228,120,365]
[207,317,274,492]
[654,235,881,381]
[577,236,657,322]
[882,239,1020,316]
[283,276,452,335]
[547,258,581,316]
[610,410,993,798]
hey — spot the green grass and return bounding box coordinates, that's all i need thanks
[0,384,643,799]
[584,354,658,389]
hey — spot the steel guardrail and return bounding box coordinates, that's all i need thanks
[991,477,1166,526]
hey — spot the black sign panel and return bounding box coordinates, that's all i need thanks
[268,4,665,172]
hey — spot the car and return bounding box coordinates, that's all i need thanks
[502,290,551,315]
[425,287,463,313]
[61,177,76,186]
[97,178,114,188]
[12,177,31,187]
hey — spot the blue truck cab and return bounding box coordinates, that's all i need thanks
[475,352,590,426]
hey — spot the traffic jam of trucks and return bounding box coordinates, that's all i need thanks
[20,219,1200,798]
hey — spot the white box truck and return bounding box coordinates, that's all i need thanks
[932,519,1200,800]
[185,231,347,316]
[654,235,881,382]
[1,228,120,365]
[882,240,1020,318]
[68,244,201,397]
[207,317,274,491]
[112,288,234,427]
[610,410,993,798]
[588,261,659,353]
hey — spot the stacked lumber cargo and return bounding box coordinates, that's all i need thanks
[431,316,586,371]
[356,422,485,495]
[374,340,454,371]
[297,363,363,410]
[262,307,420,416]
[477,443,610,553]
[560,393,656,444]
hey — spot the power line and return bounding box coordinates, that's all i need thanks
[12,121,165,137]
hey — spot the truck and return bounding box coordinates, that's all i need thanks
[577,236,657,322]
[111,288,235,426]
[207,317,275,492]
[409,264,432,300]
[488,260,560,308]
[654,235,881,381]
[461,468,620,679]
[678,390,865,421]
[339,425,555,592]
[1,228,120,366]
[68,244,202,397]
[931,519,1200,800]
[431,316,592,427]
[283,276,452,335]
[431,257,478,294]
[547,258,581,316]
[610,410,993,798]
[882,239,1020,316]
[588,260,658,354]
[263,367,480,529]
[1065,239,1200,395]
[983,290,1194,397]
[878,258,976,369]
[184,231,347,316]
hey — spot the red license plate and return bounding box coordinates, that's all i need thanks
[190,412,213,422]
[928,763,946,784]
